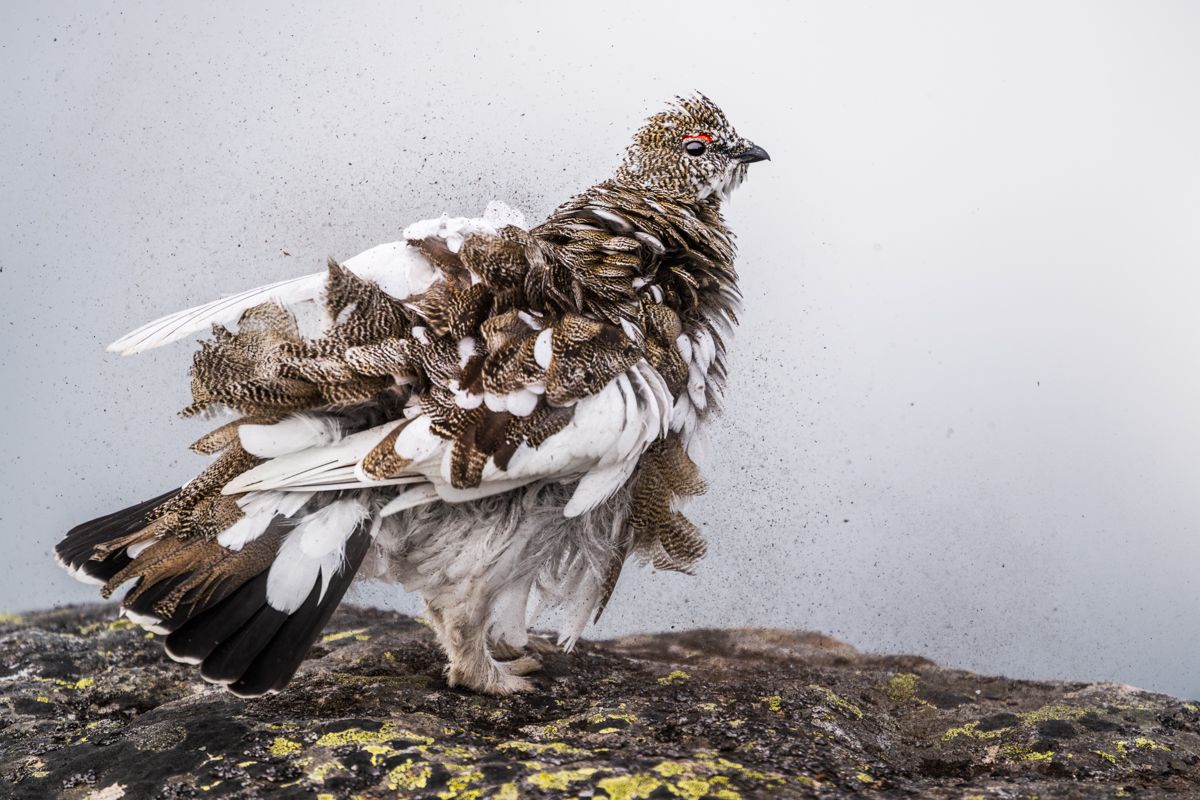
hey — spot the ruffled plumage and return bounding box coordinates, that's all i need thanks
[58,94,767,695]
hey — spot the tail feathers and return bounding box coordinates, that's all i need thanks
[230,525,372,696]
[55,489,181,585]
[59,489,376,698]
[163,572,273,664]
[164,521,374,696]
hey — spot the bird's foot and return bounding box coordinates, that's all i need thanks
[500,655,542,676]
[489,639,525,661]
[446,659,534,695]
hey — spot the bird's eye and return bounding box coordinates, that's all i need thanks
[683,134,712,157]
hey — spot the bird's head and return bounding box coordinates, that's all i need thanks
[615,94,769,203]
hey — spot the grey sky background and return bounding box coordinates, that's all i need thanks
[3,1,1199,698]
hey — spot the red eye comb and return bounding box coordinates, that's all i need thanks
[683,133,713,143]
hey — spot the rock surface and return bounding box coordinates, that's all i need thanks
[1,605,1198,799]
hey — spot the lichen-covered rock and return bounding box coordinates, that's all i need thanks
[1,606,1198,799]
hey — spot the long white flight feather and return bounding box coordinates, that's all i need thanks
[106,200,526,357]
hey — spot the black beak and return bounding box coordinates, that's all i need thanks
[733,143,771,164]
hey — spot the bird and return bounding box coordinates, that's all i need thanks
[56,94,769,696]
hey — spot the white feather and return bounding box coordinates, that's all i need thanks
[123,609,169,635]
[564,462,635,518]
[239,414,342,458]
[506,388,538,417]
[675,333,693,364]
[453,388,485,410]
[223,422,404,494]
[54,551,105,586]
[107,200,524,357]
[456,336,477,366]
[533,329,553,369]
[218,490,315,550]
[107,272,325,356]
[266,498,370,613]
[687,363,708,411]
[125,540,155,558]
[379,484,440,517]
[693,328,716,373]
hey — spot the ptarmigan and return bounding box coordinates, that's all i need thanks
[56,95,769,695]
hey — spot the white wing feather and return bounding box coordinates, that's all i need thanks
[108,201,527,356]
[108,272,326,356]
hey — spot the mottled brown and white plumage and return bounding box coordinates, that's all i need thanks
[56,95,769,695]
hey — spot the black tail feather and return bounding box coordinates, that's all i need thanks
[123,573,197,631]
[230,526,372,696]
[164,572,272,664]
[56,489,180,582]
[200,605,290,684]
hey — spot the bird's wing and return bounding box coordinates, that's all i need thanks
[223,358,670,518]
[107,202,527,356]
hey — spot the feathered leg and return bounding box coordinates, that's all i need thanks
[438,583,534,694]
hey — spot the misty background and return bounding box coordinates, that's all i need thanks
[3,2,1199,699]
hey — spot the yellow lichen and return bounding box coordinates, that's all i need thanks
[695,755,785,784]
[658,670,690,685]
[940,721,1008,741]
[497,740,590,757]
[1133,737,1171,752]
[73,677,95,690]
[365,744,398,766]
[106,618,134,632]
[697,702,717,711]
[654,761,688,778]
[307,758,345,782]
[1093,750,1117,765]
[675,777,740,800]
[386,759,432,791]
[999,744,1054,763]
[807,685,863,719]
[884,673,919,703]
[316,722,432,747]
[760,695,783,714]
[438,769,485,800]
[856,771,874,783]
[0,612,24,624]
[596,773,665,800]
[269,737,304,757]
[493,785,520,800]
[321,627,370,643]
[526,767,598,791]
[1016,704,1090,725]
[587,708,639,728]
